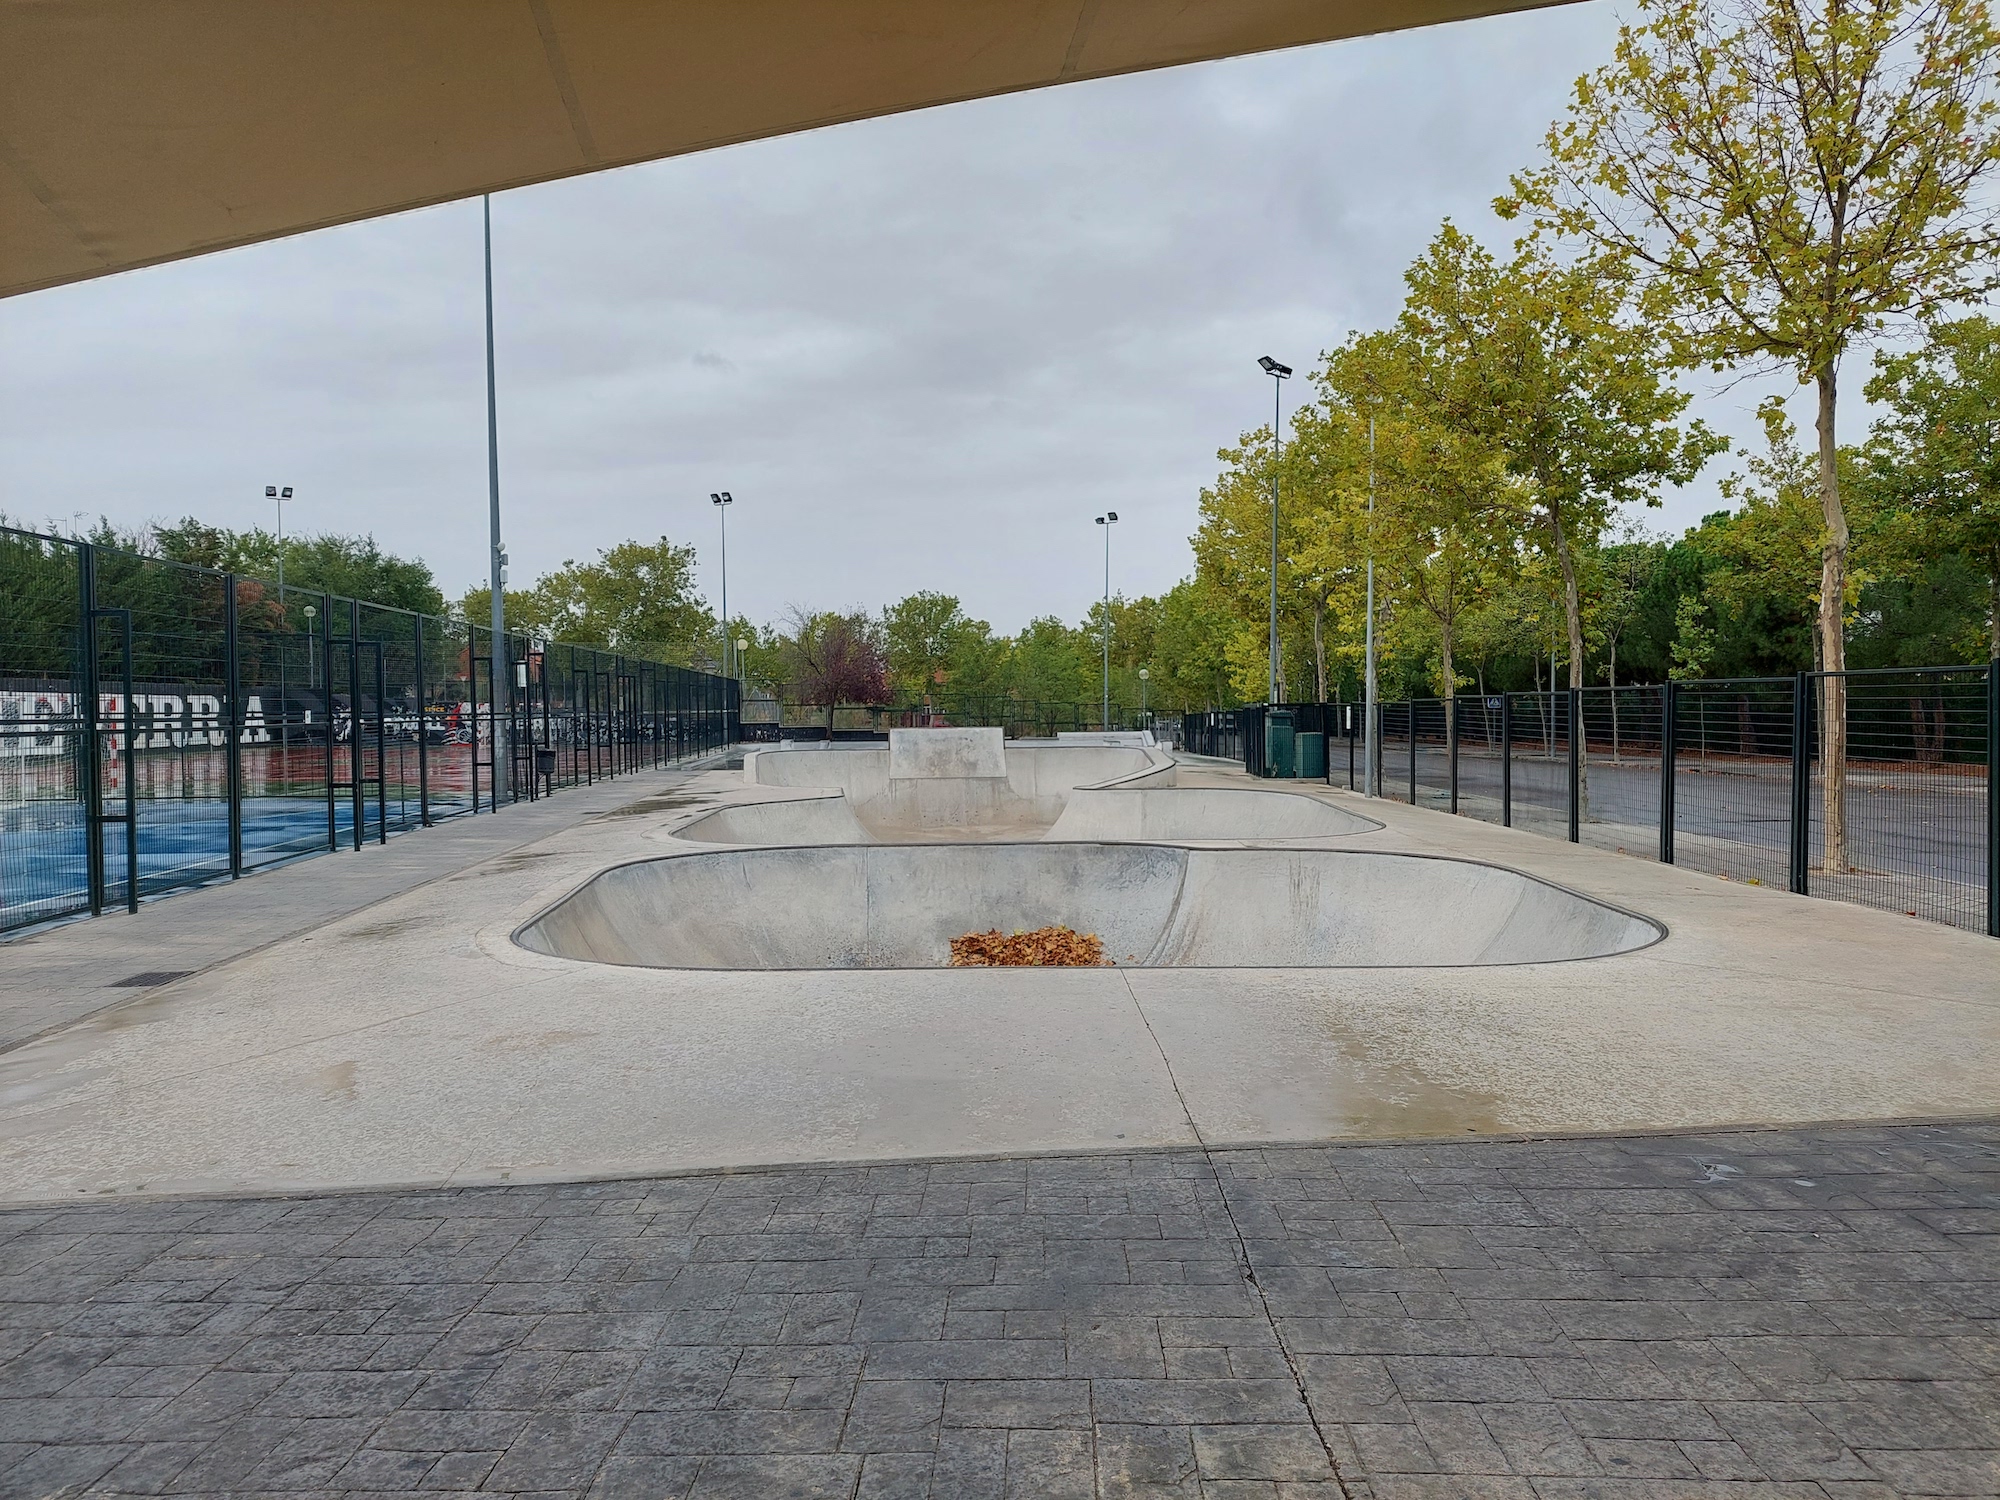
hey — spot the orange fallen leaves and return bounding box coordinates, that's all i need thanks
[949,925,1107,967]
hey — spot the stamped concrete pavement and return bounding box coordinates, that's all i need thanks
[2,1120,1996,1499]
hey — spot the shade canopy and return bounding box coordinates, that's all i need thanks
[2,0,1568,300]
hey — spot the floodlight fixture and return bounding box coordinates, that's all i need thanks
[1259,356,1292,379]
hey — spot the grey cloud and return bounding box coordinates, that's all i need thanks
[2,3,1795,634]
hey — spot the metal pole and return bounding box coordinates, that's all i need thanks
[415,613,430,825]
[1659,681,1676,864]
[1790,670,1811,895]
[1567,687,1581,843]
[224,574,243,877]
[350,599,363,850]
[1449,698,1459,815]
[79,542,104,916]
[718,503,729,678]
[1363,415,1378,796]
[1102,519,1112,730]
[1268,375,1282,706]
[1501,693,1513,828]
[118,611,137,912]
[483,194,509,803]
[1986,658,1997,938]
[1408,704,1417,805]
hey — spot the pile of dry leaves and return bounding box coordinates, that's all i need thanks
[948,925,1107,967]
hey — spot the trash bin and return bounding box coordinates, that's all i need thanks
[1295,731,1326,779]
[1265,709,1296,779]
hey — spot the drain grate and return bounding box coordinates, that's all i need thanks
[108,970,194,989]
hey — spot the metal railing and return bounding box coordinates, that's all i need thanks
[1238,668,1999,938]
[1,524,740,936]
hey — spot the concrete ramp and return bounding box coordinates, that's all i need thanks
[1047,787,1379,842]
[725,735,1171,842]
[518,845,1662,970]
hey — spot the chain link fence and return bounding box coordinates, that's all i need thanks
[0,524,740,936]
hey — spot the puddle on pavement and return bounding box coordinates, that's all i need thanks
[595,793,712,819]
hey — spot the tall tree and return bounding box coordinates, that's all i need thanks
[1395,226,1720,709]
[1506,0,2000,866]
[1865,315,2000,658]
[882,592,972,699]
[780,609,890,729]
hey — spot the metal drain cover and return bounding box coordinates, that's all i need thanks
[109,970,194,988]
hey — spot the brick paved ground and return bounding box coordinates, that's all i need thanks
[1,1121,1996,1499]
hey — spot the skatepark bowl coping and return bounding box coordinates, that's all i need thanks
[514,842,1665,970]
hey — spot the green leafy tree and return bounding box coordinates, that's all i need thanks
[1506,0,2000,867]
[1865,315,2000,657]
[152,518,445,615]
[1396,225,1721,699]
[882,592,973,699]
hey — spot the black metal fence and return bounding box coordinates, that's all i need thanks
[1,524,739,936]
[1237,668,1999,937]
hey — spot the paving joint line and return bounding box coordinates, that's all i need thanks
[1118,966,1362,1500]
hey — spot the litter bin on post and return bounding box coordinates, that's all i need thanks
[1265,708,1296,779]
[1295,731,1326,779]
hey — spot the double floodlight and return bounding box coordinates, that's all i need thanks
[265,485,293,499]
[1096,511,1118,525]
[710,491,732,505]
[1258,356,1292,379]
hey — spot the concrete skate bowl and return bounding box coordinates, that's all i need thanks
[516,845,1662,970]
[675,741,1381,846]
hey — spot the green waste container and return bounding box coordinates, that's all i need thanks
[1265,709,1295,778]
[1295,731,1326,779]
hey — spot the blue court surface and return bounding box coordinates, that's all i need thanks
[1,792,472,930]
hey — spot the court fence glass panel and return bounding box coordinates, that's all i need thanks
[1239,666,1998,938]
[0,524,740,937]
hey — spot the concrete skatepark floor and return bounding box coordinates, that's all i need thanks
[3,743,1998,1496]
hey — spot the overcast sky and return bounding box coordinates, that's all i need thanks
[0,2,1818,634]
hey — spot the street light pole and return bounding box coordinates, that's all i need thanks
[265,485,293,602]
[1258,358,1292,705]
[1139,666,1149,725]
[483,193,510,802]
[1364,413,1379,798]
[1095,511,1118,729]
[711,493,733,677]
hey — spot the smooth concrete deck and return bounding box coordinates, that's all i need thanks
[0,756,1995,1205]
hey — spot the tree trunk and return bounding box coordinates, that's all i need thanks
[1313,603,1327,703]
[1816,366,1850,872]
[1549,500,1590,821]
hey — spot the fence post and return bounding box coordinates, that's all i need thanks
[1500,694,1513,828]
[223,573,243,877]
[349,600,364,849]
[323,602,336,847]
[415,613,430,825]
[1988,658,1998,939]
[1449,698,1460,814]
[78,540,105,916]
[1790,670,1812,896]
[1660,681,1676,864]
[1348,706,1357,790]
[1567,688,1581,843]
[1408,704,1417,805]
